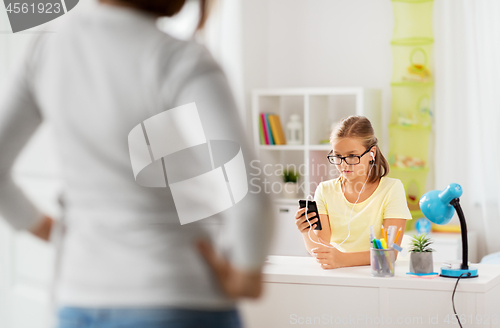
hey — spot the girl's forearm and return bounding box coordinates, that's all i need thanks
[339,250,371,267]
[340,248,400,268]
[339,244,401,268]
[301,231,322,255]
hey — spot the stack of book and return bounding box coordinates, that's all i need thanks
[442,260,471,269]
[259,113,286,145]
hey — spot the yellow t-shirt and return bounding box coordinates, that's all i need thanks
[314,176,412,252]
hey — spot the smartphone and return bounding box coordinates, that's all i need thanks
[298,200,322,230]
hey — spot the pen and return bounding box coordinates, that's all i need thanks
[382,225,388,242]
[372,239,382,273]
[374,239,388,273]
[380,238,387,249]
[379,238,394,273]
[394,227,402,245]
[388,225,397,247]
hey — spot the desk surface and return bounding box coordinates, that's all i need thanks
[263,256,500,293]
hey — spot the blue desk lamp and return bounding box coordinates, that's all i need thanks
[419,183,478,278]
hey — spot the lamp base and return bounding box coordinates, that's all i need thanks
[440,267,478,278]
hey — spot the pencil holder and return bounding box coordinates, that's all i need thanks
[370,248,395,277]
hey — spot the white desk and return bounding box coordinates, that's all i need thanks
[239,256,500,328]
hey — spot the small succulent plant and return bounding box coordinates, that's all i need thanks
[409,233,434,253]
[283,169,300,183]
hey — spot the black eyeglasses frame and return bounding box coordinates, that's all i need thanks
[326,147,373,165]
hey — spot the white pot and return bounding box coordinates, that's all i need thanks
[282,182,299,199]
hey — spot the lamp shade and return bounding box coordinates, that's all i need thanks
[419,183,463,225]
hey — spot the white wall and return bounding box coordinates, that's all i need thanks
[242,0,394,152]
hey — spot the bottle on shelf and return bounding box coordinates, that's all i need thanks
[286,114,303,145]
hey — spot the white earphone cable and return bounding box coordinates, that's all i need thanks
[304,151,375,250]
[338,159,374,247]
[304,194,332,248]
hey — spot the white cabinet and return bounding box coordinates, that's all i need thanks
[252,88,382,201]
[240,256,500,328]
[268,202,309,257]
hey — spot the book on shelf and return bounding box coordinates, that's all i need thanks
[258,115,266,145]
[264,113,275,145]
[269,114,286,145]
[259,113,286,145]
[260,113,270,145]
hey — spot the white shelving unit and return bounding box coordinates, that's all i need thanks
[252,87,382,205]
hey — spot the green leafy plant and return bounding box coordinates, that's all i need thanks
[283,169,300,183]
[409,233,434,253]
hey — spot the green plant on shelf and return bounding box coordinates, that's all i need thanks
[283,169,300,183]
[409,233,434,253]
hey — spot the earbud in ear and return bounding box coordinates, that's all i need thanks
[370,152,375,160]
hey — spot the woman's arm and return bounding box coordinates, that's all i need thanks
[0,35,48,233]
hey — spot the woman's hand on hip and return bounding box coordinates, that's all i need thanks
[295,207,318,233]
[30,215,54,242]
[196,239,263,299]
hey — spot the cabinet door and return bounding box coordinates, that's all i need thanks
[240,283,379,328]
[268,203,309,256]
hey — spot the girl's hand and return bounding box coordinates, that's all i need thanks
[196,239,263,299]
[311,237,344,269]
[294,207,318,233]
[29,215,54,242]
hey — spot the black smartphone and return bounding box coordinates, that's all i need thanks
[298,200,322,230]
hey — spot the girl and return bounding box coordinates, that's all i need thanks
[295,116,412,269]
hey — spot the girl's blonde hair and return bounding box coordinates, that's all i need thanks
[330,115,389,184]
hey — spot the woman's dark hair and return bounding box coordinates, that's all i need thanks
[120,0,209,30]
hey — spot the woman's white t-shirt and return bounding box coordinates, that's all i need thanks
[0,3,274,309]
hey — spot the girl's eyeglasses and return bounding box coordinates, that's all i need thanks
[326,148,371,165]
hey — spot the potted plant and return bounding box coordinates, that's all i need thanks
[409,233,435,274]
[282,169,300,199]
